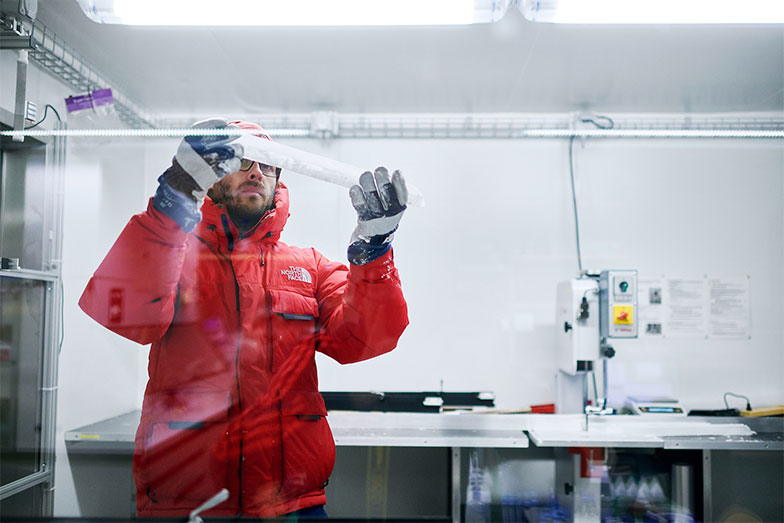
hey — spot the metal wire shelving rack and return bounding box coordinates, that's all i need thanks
[1,18,155,129]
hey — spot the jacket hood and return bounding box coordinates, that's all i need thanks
[197,181,290,250]
[229,120,271,141]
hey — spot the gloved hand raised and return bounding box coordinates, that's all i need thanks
[347,167,407,266]
[153,118,244,231]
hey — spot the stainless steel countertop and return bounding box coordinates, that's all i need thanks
[65,410,139,452]
[523,414,782,450]
[661,417,784,450]
[328,411,529,447]
[64,410,783,452]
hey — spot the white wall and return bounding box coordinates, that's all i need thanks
[62,134,784,440]
[274,138,783,410]
[145,135,784,411]
[56,139,151,515]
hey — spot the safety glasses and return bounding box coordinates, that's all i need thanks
[239,159,278,177]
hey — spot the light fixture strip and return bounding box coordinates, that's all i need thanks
[81,0,501,26]
[2,128,782,139]
[520,0,784,24]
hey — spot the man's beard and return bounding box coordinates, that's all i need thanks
[209,179,276,227]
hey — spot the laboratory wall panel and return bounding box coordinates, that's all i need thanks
[46,131,784,516]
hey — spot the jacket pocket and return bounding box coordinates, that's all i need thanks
[269,290,319,374]
[269,289,319,320]
[142,389,232,506]
[279,392,335,500]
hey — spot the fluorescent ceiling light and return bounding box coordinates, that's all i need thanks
[520,0,784,24]
[3,128,783,139]
[75,0,511,26]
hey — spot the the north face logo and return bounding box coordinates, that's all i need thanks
[281,266,312,284]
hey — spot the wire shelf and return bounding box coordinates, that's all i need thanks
[1,18,156,129]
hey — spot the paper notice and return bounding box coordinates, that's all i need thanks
[638,277,665,337]
[708,277,751,339]
[635,275,751,341]
[666,278,708,339]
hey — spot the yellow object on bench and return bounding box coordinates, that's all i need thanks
[740,405,784,417]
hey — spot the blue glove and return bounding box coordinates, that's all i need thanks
[153,118,243,231]
[347,167,407,266]
[152,173,202,232]
[173,118,244,200]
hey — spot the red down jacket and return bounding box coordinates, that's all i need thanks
[78,182,408,517]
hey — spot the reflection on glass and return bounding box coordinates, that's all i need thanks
[0,484,41,518]
[464,447,698,522]
[0,146,49,272]
[0,276,46,486]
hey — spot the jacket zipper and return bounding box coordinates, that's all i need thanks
[262,245,272,372]
[261,242,285,498]
[221,214,244,514]
[233,263,243,515]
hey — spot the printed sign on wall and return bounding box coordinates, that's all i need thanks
[637,275,751,340]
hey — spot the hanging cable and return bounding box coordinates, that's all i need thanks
[25,104,62,130]
[568,135,585,276]
[569,114,614,277]
[724,392,752,411]
[58,279,65,355]
[581,115,615,130]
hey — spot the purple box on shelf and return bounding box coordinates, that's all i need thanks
[92,88,114,107]
[65,94,92,113]
[65,88,114,113]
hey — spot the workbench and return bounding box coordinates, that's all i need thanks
[65,411,783,521]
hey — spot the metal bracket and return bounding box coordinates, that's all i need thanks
[13,49,28,141]
[0,14,27,36]
[18,0,38,20]
[310,110,339,139]
[0,0,37,33]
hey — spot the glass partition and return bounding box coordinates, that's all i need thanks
[0,146,50,273]
[0,131,62,517]
[0,276,47,486]
[1,3,783,521]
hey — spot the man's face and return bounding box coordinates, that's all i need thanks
[209,161,279,222]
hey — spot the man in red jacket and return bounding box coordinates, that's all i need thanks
[79,119,409,518]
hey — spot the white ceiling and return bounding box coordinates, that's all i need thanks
[35,1,784,117]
